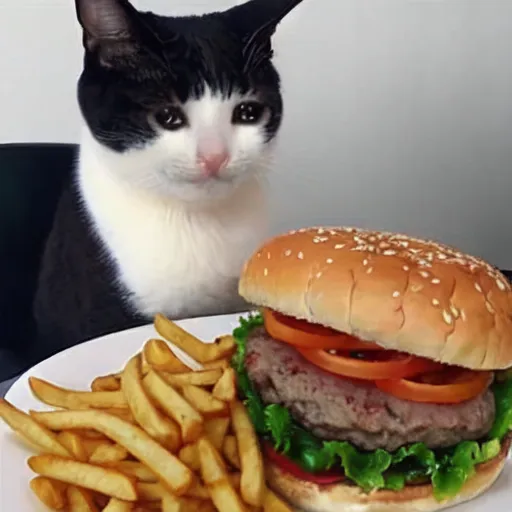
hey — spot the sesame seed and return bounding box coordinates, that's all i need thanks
[335,244,345,249]
[497,279,507,291]
[284,250,292,257]
[403,265,410,271]
[326,258,333,264]
[437,253,447,260]
[317,228,325,234]
[367,245,376,252]
[474,283,482,293]
[383,250,397,256]
[328,349,336,355]
[317,236,329,242]
[442,310,453,325]
[399,241,409,248]
[380,242,390,249]
[411,284,424,293]
[366,267,373,274]
[316,271,323,278]
[267,252,271,259]
[485,302,495,314]
[298,252,304,260]
[263,268,268,276]
[460,309,467,322]
[369,236,377,242]
[431,278,440,284]
[419,271,429,278]
[450,305,460,318]
[432,298,440,306]
[393,291,400,298]
[313,238,320,244]
[363,259,369,266]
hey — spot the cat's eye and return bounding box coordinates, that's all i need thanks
[154,106,187,131]
[232,102,266,125]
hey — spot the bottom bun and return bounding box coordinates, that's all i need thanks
[265,435,511,512]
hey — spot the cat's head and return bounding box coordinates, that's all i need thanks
[75,0,303,201]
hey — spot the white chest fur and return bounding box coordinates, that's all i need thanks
[77,135,268,319]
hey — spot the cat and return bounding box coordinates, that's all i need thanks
[31,0,304,364]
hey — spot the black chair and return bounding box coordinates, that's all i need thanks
[0,143,77,380]
[0,142,510,382]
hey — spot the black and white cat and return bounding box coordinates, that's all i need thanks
[32,0,303,362]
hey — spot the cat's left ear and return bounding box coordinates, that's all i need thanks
[75,0,162,65]
[224,0,305,72]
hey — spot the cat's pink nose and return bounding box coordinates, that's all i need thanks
[197,150,229,177]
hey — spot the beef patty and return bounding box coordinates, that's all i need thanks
[245,327,495,452]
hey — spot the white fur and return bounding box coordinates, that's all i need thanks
[78,88,273,319]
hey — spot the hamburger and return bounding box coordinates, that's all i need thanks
[230,226,512,512]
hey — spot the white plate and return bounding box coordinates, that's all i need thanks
[0,313,244,511]
[0,313,510,511]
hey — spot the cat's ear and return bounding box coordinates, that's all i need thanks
[75,0,137,50]
[75,0,162,66]
[224,0,305,72]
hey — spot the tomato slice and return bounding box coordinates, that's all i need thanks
[297,348,441,380]
[375,368,493,404]
[263,308,381,350]
[263,444,344,485]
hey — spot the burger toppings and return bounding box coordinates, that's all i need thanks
[231,313,512,501]
[264,308,493,403]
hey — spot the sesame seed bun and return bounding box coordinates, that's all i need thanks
[239,227,512,370]
[264,433,511,512]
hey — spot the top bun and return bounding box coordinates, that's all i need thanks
[239,226,512,370]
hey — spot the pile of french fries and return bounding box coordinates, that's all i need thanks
[0,313,291,512]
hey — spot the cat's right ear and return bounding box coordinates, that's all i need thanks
[75,0,137,51]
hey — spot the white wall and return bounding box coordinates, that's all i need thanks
[1,0,511,268]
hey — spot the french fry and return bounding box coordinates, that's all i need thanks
[212,368,237,402]
[204,417,230,450]
[202,359,230,371]
[182,385,229,418]
[82,438,114,458]
[197,437,247,512]
[154,314,235,363]
[143,339,190,373]
[66,485,99,511]
[121,354,182,452]
[29,476,67,510]
[103,498,134,511]
[263,489,294,512]
[30,410,194,496]
[178,443,200,471]
[197,437,229,485]
[103,408,136,424]
[91,375,121,392]
[156,369,223,388]
[27,454,137,501]
[89,443,128,464]
[208,481,248,512]
[231,400,266,507]
[185,478,210,500]
[107,461,157,483]
[29,377,127,409]
[222,435,240,469]
[136,482,163,501]
[143,370,204,444]
[57,431,89,462]
[0,399,71,458]
[161,493,187,512]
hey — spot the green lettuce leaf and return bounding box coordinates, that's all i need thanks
[231,313,512,502]
[265,404,293,454]
[323,441,392,492]
[488,378,512,439]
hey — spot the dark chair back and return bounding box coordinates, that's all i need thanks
[0,143,77,378]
